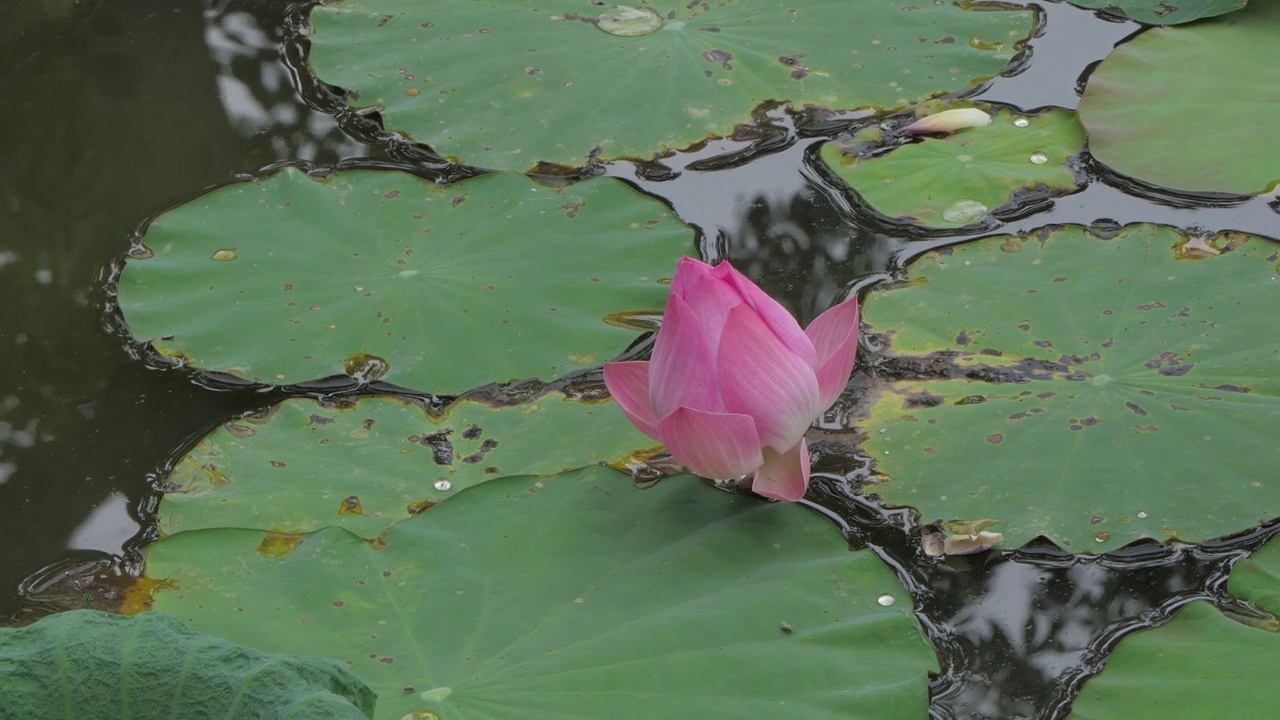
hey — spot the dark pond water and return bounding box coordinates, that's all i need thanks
[2,1,1278,718]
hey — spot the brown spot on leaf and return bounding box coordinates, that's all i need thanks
[986,434,1004,444]
[410,429,455,465]
[903,391,944,409]
[257,532,304,558]
[407,500,434,515]
[702,49,733,70]
[463,438,499,464]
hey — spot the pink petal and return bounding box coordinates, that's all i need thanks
[717,262,817,369]
[901,108,992,135]
[751,441,810,502]
[657,406,765,480]
[804,296,860,410]
[670,256,714,298]
[649,293,719,417]
[716,304,821,452]
[674,262,742,352]
[603,361,661,441]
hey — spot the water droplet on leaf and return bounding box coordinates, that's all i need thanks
[211,249,237,261]
[1029,152,1048,165]
[343,353,390,383]
[434,480,452,491]
[941,199,988,224]
[595,6,662,36]
[877,594,897,606]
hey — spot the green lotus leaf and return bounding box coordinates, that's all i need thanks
[1064,0,1246,25]
[860,224,1280,552]
[1068,601,1280,719]
[306,1,1035,171]
[1078,1,1280,195]
[162,394,655,539]
[140,467,937,719]
[819,107,1085,228]
[1228,536,1280,620]
[116,168,690,395]
[0,610,374,719]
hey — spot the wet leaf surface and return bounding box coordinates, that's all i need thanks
[116,169,691,395]
[140,467,937,720]
[1078,0,1280,195]
[307,0,1034,170]
[1068,600,1280,718]
[819,107,1085,228]
[162,394,656,539]
[861,224,1280,552]
[1228,535,1280,620]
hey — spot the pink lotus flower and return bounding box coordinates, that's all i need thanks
[604,257,860,501]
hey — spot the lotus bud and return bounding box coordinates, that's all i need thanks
[900,107,992,136]
[604,257,859,502]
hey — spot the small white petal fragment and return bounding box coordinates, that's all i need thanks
[901,107,992,135]
[921,532,946,557]
[943,531,1005,555]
